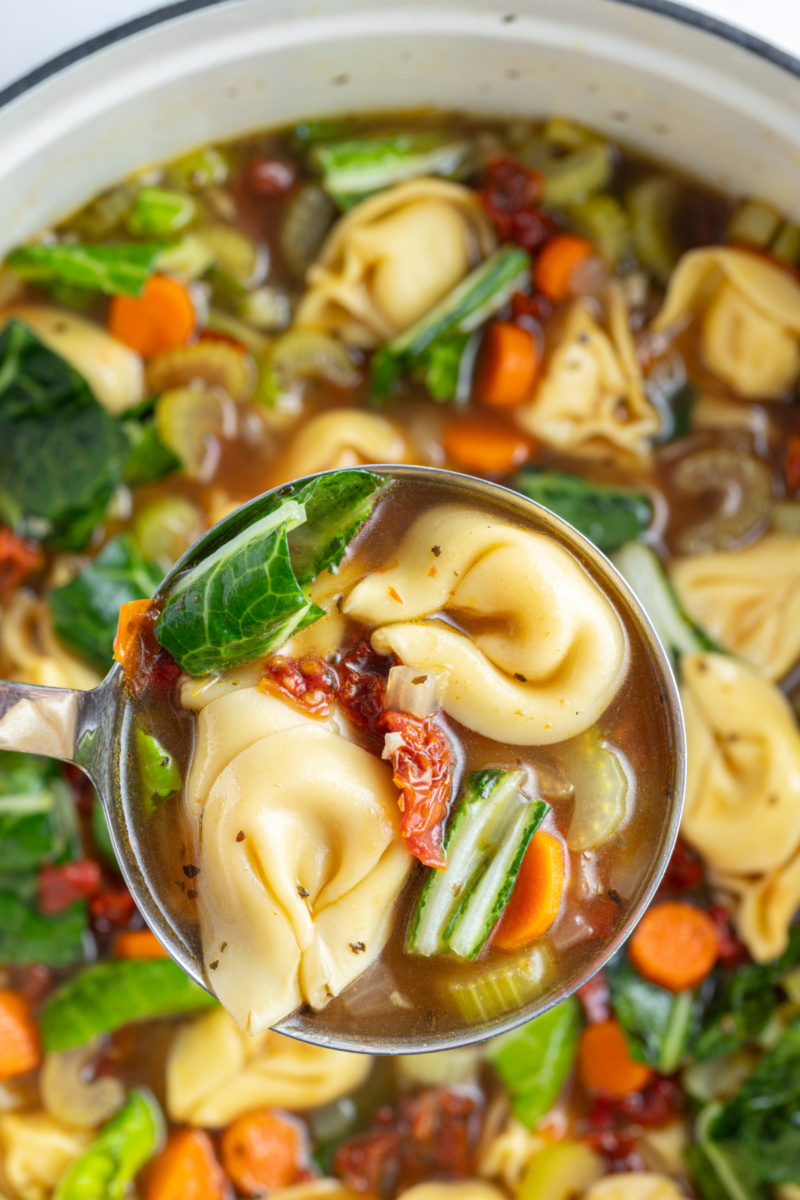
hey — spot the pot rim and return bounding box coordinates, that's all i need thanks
[0,0,799,115]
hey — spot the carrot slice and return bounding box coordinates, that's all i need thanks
[113,928,169,959]
[535,234,595,302]
[475,321,540,408]
[220,1109,306,1196]
[0,990,40,1080]
[494,831,565,950]
[578,1018,653,1097]
[442,417,533,476]
[145,1128,230,1200]
[113,599,155,668]
[629,901,719,992]
[109,275,196,357]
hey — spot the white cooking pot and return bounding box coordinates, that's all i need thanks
[0,0,799,256]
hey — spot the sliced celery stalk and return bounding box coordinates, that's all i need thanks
[311,131,471,200]
[447,944,557,1023]
[127,187,196,237]
[628,175,680,284]
[727,199,782,249]
[566,193,632,265]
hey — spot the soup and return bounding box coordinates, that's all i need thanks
[0,109,799,1199]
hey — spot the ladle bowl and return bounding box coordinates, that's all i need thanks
[0,464,686,1054]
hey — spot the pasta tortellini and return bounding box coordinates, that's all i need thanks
[713,853,800,964]
[0,593,101,692]
[517,285,660,458]
[271,409,411,486]
[582,1174,686,1200]
[167,1007,371,1126]
[344,506,628,745]
[0,1111,90,1200]
[1,306,145,414]
[182,682,412,1033]
[653,247,800,399]
[294,179,495,348]
[681,653,800,960]
[670,533,800,681]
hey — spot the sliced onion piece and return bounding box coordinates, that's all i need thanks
[564,729,629,852]
[155,387,236,480]
[384,665,443,718]
[268,329,362,391]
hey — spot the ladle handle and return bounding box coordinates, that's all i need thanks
[0,677,82,763]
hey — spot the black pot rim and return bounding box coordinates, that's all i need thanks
[0,0,798,113]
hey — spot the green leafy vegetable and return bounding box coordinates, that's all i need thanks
[155,469,386,676]
[411,332,475,403]
[54,1089,164,1200]
[121,398,181,487]
[0,873,87,967]
[41,959,218,1052]
[7,242,167,297]
[0,320,128,549]
[0,751,79,873]
[136,729,181,813]
[514,468,653,553]
[91,796,118,869]
[608,953,699,1074]
[309,131,471,206]
[127,187,197,237]
[48,535,162,673]
[487,996,582,1127]
[686,1104,765,1200]
[371,245,532,401]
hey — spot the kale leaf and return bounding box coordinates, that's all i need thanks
[0,751,80,874]
[514,468,653,553]
[0,873,87,967]
[608,952,701,1074]
[155,469,387,676]
[121,397,181,487]
[48,535,162,673]
[7,241,166,296]
[0,320,128,549]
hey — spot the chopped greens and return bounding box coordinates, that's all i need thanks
[7,242,167,297]
[41,959,218,1052]
[155,469,387,676]
[309,131,471,207]
[127,187,197,237]
[514,468,653,553]
[0,873,87,968]
[488,996,582,1127]
[48,535,162,673]
[54,1089,164,1200]
[136,729,181,814]
[121,397,182,487]
[608,953,700,1074]
[0,320,129,549]
[371,245,532,400]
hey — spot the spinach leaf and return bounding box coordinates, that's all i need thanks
[7,242,166,297]
[608,953,700,1073]
[54,1089,164,1200]
[514,468,653,553]
[155,469,386,676]
[41,959,218,1052]
[121,406,181,488]
[487,995,581,1128]
[0,321,128,549]
[411,332,474,403]
[0,875,87,967]
[48,535,161,673]
[0,751,79,873]
[136,728,181,813]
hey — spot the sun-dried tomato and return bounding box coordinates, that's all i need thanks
[246,157,297,196]
[38,859,102,915]
[480,154,557,253]
[376,710,452,869]
[510,289,553,326]
[577,970,611,1025]
[335,640,394,749]
[659,835,704,894]
[786,434,800,493]
[707,904,748,968]
[147,650,182,697]
[0,528,43,596]
[583,1075,684,1168]
[113,599,163,696]
[90,885,137,928]
[334,1088,482,1199]
[618,1076,685,1126]
[260,654,337,718]
[582,1126,641,1168]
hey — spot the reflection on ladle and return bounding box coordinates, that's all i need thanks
[0,465,686,1055]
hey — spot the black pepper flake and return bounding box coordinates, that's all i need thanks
[219,941,228,953]
[186,889,198,900]
[350,941,366,954]
[174,880,186,893]
[335,594,344,612]
[236,830,246,842]
[209,960,219,970]
[514,672,527,682]
[412,676,427,685]
[608,888,623,907]
[431,545,442,556]
[182,864,200,879]
[297,885,310,898]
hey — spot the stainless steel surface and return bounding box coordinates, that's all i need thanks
[0,466,686,1053]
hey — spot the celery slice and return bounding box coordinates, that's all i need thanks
[446,945,557,1023]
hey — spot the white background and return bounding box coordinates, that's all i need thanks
[1,0,799,91]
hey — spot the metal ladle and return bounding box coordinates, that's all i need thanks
[0,465,686,1054]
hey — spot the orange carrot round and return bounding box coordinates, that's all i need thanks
[220,1109,306,1196]
[476,321,540,408]
[494,831,565,950]
[113,598,154,668]
[629,901,719,992]
[0,990,40,1081]
[109,275,196,357]
[441,417,533,476]
[535,234,595,302]
[114,928,169,959]
[578,1018,653,1098]
[145,1128,229,1200]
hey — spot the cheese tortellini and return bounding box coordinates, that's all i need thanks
[0,592,101,692]
[653,247,800,399]
[294,179,495,348]
[344,506,628,745]
[167,1007,371,1126]
[518,285,660,458]
[671,533,800,681]
[271,409,411,486]
[582,1174,686,1200]
[182,681,412,1032]
[0,1111,90,1200]
[681,653,800,960]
